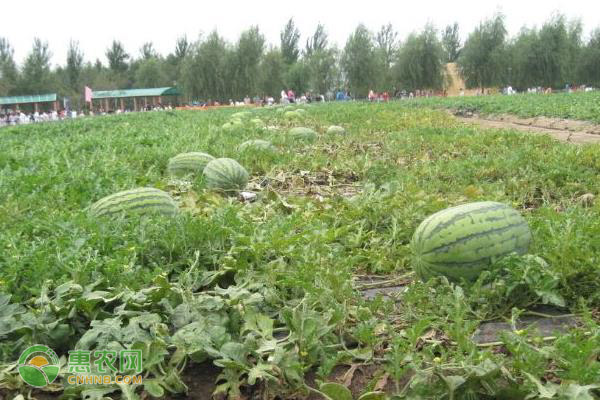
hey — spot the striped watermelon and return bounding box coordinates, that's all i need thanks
[284,110,301,119]
[231,111,251,120]
[222,119,243,130]
[167,152,215,177]
[90,188,178,217]
[250,118,265,128]
[411,201,531,282]
[288,127,317,141]
[203,158,249,193]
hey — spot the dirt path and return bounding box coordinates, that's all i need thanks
[453,113,600,144]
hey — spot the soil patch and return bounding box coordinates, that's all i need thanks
[166,362,220,399]
[452,111,600,144]
[472,306,578,345]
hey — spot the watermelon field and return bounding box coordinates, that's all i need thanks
[1,100,600,399]
[409,91,600,123]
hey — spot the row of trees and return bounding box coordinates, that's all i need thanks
[1,14,600,108]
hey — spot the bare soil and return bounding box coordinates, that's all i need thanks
[452,111,600,144]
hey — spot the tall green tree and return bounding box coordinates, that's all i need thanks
[442,23,461,62]
[375,23,398,90]
[0,37,18,96]
[165,36,190,89]
[135,58,166,88]
[509,15,582,89]
[280,18,301,64]
[174,36,189,60]
[305,24,328,57]
[285,60,310,95]
[307,47,338,95]
[578,29,600,87]
[182,31,230,101]
[342,24,377,98]
[260,47,286,97]
[508,27,539,88]
[536,15,580,88]
[140,42,158,60]
[394,24,445,91]
[233,26,265,98]
[458,14,508,89]
[20,38,54,94]
[106,40,129,73]
[66,40,84,90]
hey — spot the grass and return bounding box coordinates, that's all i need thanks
[1,102,600,399]
[407,90,600,123]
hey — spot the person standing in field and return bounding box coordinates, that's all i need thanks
[287,89,295,103]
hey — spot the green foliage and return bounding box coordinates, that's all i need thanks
[0,37,18,96]
[509,14,583,89]
[410,90,600,122]
[307,47,339,95]
[374,23,398,91]
[342,24,378,98]
[394,24,445,91]
[2,17,600,104]
[233,26,265,99]
[305,24,329,58]
[577,29,600,87]
[105,40,129,73]
[19,38,54,95]
[1,101,600,399]
[182,30,231,101]
[442,22,461,62]
[260,48,287,98]
[134,58,167,89]
[280,18,301,65]
[458,14,508,89]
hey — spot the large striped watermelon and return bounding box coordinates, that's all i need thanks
[90,188,178,217]
[167,152,215,177]
[411,201,531,282]
[203,158,249,193]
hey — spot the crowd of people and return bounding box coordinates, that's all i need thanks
[5,84,594,129]
[0,109,82,127]
[0,104,176,128]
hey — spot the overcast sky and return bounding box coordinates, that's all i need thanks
[4,0,600,66]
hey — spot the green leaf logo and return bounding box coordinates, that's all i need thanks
[18,345,60,387]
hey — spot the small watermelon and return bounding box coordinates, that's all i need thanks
[327,125,345,134]
[167,152,215,177]
[203,158,249,193]
[250,118,265,128]
[411,201,531,282]
[284,111,300,119]
[231,111,252,120]
[90,188,178,217]
[288,127,317,141]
